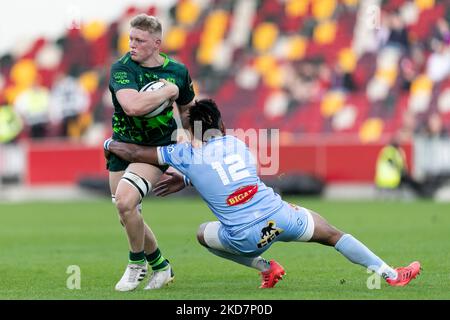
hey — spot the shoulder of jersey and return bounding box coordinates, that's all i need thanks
[166,55,186,68]
[116,53,136,66]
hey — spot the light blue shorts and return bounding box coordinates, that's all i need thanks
[203,202,315,257]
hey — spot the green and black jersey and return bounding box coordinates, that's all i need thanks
[109,52,195,146]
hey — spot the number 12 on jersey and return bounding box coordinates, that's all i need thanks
[211,154,250,186]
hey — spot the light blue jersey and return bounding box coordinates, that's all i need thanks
[157,135,284,234]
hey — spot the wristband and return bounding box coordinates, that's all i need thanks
[183,175,192,187]
[104,138,113,150]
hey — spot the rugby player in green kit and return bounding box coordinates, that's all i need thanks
[108,14,195,291]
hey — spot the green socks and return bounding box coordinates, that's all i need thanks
[129,250,146,265]
[145,248,169,271]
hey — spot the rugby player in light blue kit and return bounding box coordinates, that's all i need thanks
[104,99,420,289]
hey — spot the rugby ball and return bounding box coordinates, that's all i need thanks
[139,81,172,118]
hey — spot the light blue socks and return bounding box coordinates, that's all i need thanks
[335,234,397,279]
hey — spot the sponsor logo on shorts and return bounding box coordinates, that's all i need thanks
[226,185,258,206]
[257,220,283,248]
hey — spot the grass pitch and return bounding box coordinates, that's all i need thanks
[0,197,448,300]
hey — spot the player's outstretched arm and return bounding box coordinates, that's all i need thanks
[104,139,159,165]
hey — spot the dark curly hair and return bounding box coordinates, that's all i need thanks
[189,99,223,140]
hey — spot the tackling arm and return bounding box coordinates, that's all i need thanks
[107,140,160,165]
[104,139,190,196]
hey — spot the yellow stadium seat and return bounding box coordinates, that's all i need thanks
[321,91,345,117]
[253,55,277,76]
[10,59,37,88]
[81,20,107,42]
[313,21,337,45]
[252,22,279,53]
[411,74,433,95]
[359,118,384,143]
[263,67,283,88]
[164,27,187,52]
[4,85,27,105]
[118,32,130,56]
[312,0,336,21]
[197,45,217,65]
[415,0,434,11]
[286,36,307,60]
[343,0,359,7]
[375,68,398,87]
[338,48,357,73]
[176,0,201,25]
[201,31,221,48]
[204,10,229,40]
[197,10,229,64]
[79,71,99,93]
[285,0,309,18]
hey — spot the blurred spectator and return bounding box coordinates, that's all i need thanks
[426,38,450,83]
[399,44,425,91]
[14,79,50,139]
[49,73,90,136]
[417,112,449,138]
[399,56,415,91]
[432,18,450,44]
[414,112,450,197]
[375,134,426,198]
[375,11,391,50]
[397,110,417,143]
[284,60,317,104]
[386,11,410,51]
[331,64,356,92]
[0,104,23,143]
[317,63,332,92]
[284,59,336,105]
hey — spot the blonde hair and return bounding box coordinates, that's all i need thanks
[130,14,162,36]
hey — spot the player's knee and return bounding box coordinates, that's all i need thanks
[330,228,345,245]
[196,223,209,247]
[310,211,344,246]
[114,193,137,217]
[316,224,344,246]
